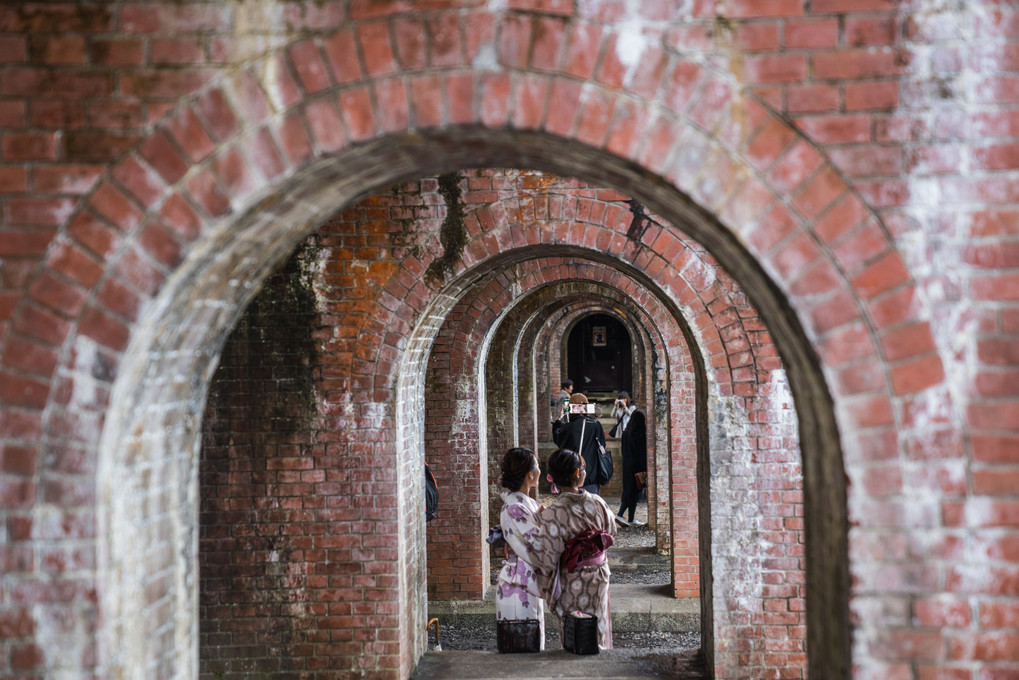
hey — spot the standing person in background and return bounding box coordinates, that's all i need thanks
[551,379,574,440]
[554,393,608,494]
[616,406,648,527]
[609,391,635,439]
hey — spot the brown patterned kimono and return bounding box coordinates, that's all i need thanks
[534,490,617,649]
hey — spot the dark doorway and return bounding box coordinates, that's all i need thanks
[567,314,633,397]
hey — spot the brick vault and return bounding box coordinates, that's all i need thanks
[0,3,1013,680]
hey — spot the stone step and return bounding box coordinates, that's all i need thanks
[412,648,706,679]
[427,584,699,634]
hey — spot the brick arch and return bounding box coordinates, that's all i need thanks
[530,296,659,450]
[17,145,826,679]
[0,9,951,675]
[415,241,805,676]
[483,282,698,600]
[481,283,669,525]
[422,258,679,601]
[444,172,776,402]
[525,292,697,588]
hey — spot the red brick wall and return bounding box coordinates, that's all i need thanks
[4,2,1017,679]
[200,245,325,678]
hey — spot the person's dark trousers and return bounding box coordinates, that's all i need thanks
[617,470,638,522]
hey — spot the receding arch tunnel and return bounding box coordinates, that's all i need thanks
[566,312,634,398]
[7,4,992,680]
[88,128,850,680]
[176,155,842,679]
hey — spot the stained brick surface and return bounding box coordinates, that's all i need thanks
[1,2,1015,680]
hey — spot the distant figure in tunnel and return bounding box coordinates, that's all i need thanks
[495,447,546,650]
[609,390,635,437]
[536,447,616,651]
[554,393,609,494]
[551,379,573,440]
[615,401,647,527]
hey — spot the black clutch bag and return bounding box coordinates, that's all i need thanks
[563,612,599,655]
[496,619,541,653]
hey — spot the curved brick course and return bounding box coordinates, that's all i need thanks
[2,3,1006,680]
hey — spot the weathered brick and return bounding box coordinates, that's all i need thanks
[2,132,58,161]
[0,6,1014,680]
[64,131,139,161]
[90,38,144,65]
[30,35,86,64]
[138,130,190,184]
[151,37,204,65]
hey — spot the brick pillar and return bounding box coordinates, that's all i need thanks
[424,309,487,601]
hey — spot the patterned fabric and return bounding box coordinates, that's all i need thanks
[495,491,546,649]
[533,490,617,650]
[561,529,613,573]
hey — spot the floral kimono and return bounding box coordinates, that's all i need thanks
[535,490,616,650]
[495,490,546,649]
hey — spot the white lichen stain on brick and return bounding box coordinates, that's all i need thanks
[896,1,978,470]
[471,0,503,68]
[258,52,290,113]
[615,17,649,74]
[28,336,111,676]
[709,394,764,621]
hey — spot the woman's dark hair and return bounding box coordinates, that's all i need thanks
[547,448,583,488]
[500,447,538,491]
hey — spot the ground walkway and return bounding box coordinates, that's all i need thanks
[412,647,707,679]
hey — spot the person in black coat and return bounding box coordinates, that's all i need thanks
[553,393,607,495]
[616,408,647,526]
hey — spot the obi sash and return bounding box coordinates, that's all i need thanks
[549,529,615,601]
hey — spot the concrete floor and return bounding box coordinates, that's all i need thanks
[411,648,708,679]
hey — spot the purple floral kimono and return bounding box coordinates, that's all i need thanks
[496,491,546,649]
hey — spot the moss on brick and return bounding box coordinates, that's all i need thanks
[425,172,467,286]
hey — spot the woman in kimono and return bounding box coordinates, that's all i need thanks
[495,447,546,648]
[537,447,617,650]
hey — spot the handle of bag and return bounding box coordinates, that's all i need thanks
[579,418,593,483]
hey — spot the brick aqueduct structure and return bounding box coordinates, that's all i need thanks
[1,1,1017,679]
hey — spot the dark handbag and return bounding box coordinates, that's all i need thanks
[486,525,506,552]
[497,619,541,653]
[609,420,620,438]
[563,612,599,654]
[634,471,647,491]
[597,440,613,485]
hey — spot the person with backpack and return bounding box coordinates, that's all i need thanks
[553,393,611,494]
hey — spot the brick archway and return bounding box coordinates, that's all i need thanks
[41,128,860,679]
[0,11,950,672]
